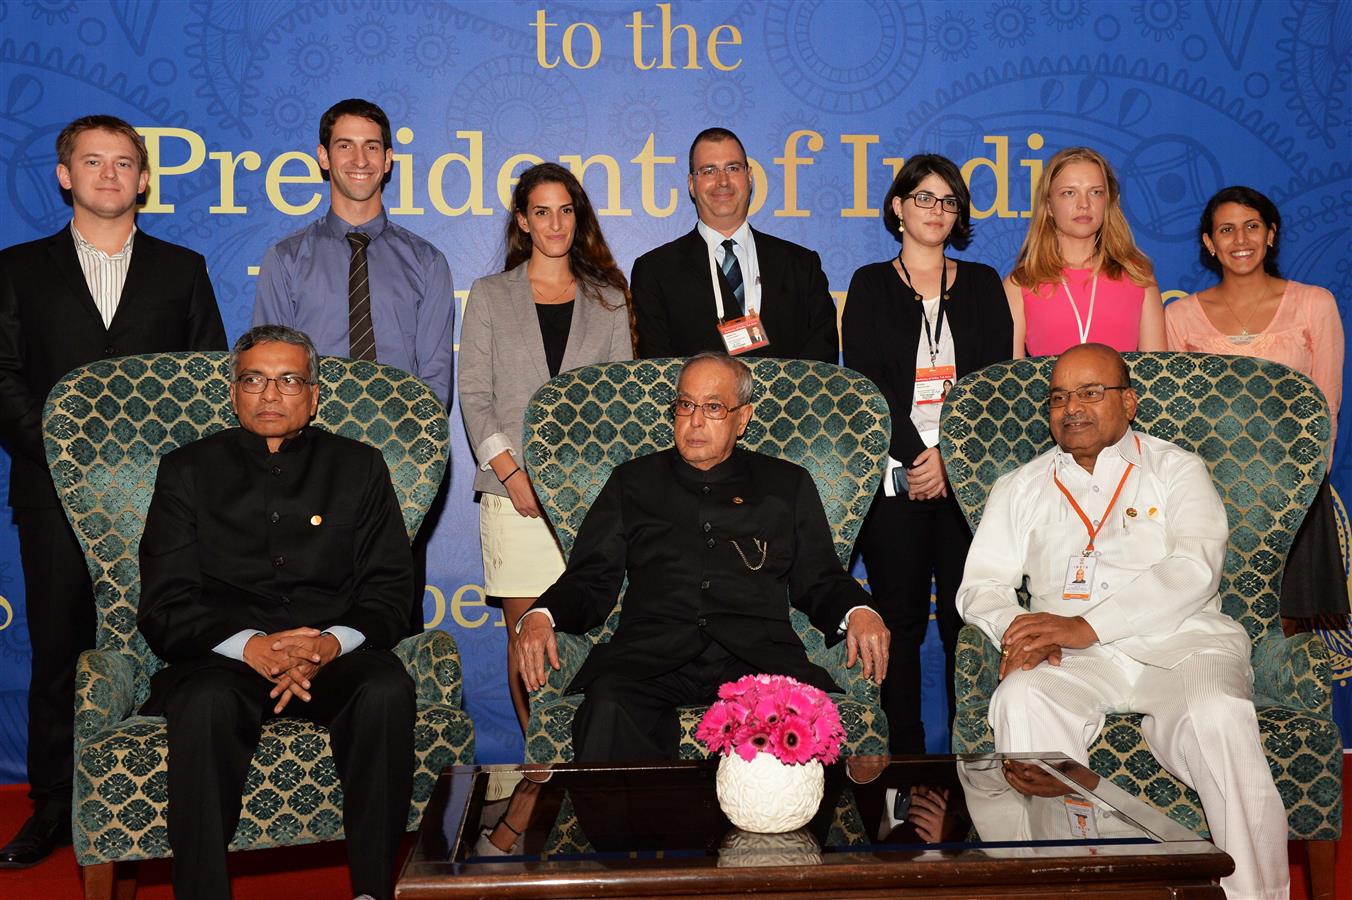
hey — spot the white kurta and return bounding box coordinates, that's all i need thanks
[957,429,1288,900]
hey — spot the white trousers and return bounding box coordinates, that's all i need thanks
[990,648,1288,900]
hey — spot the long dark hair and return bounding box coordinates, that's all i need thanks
[504,162,635,353]
[1198,185,1282,278]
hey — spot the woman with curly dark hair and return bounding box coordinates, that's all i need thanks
[459,162,635,731]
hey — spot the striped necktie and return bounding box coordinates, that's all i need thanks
[346,231,376,361]
[720,238,745,317]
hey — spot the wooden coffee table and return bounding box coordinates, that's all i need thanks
[396,754,1230,898]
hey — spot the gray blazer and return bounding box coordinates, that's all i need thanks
[459,261,633,496]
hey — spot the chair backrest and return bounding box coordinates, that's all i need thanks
[523,357,890,569]
[42,352,449,695]
[940,351,1330,644]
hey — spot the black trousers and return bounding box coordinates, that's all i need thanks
[857,491,971,754]
[572,637,755,763]
[143,650,416,900]
[14,506,96,820]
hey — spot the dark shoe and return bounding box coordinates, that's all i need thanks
[0,814,71,868]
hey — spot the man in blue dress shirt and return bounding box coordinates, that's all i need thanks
[252,98,454,409]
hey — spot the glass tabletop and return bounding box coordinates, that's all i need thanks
[417,754,1209,872]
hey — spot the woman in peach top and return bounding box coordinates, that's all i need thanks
[1166,185,1346,628]
[1004,146,1166,357]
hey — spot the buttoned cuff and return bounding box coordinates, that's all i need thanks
[516,608,555,634]
[213,629,265,661]
[839,605,875,634]
[477,434,514,471]
[322,626,366,656]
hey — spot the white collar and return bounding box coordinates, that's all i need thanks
[1054,428,1142,475]
[696,218,751,250]
[71,220,136,258]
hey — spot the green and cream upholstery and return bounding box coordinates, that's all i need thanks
[520,358,891,764]
[943,352,1342,842]
[43,352,475,868]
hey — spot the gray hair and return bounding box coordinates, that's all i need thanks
[680,351,754,406]
[230,325,320,382]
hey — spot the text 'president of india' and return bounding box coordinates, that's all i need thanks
[956,343,1287,900]
[515,351,890,762]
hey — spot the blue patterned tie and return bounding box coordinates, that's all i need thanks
[720,238,745,317]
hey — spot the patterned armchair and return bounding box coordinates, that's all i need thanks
[943,352,1342,893]
[520,358,891,764]
[42,352,475,895]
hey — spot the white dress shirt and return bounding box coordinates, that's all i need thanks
[696,219,761,317]
[71,221,134,328]
[957,429,1250,668]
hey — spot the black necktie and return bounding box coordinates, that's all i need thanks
[720,238,745,317]
[346,231,376,362]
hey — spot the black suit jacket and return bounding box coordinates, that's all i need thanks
[630,227,839,363]
[842,259,1013,465]
[0,226,227,508]
[138,427,415,666]
[533,447,867,695]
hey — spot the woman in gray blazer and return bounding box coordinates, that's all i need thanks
[459,162,635,732]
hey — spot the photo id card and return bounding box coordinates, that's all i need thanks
[1062,554,1096,601]
[914,365,956,405]
[718,314,770,355]
[1063,796,1099,839]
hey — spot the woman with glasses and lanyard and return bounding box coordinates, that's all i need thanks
[842,154,1012,753]
[1004,146,1165,357]
[1166,186,1346,633]
[459,162,635,733]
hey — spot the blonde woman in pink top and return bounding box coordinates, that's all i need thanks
[1004,147,1166,357]
[1166,185,1346,629]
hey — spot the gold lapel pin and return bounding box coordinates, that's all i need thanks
[732,497,744,505]
[310,515,323,526]
[1148,507,1158,518]
[1125,508,1137,518]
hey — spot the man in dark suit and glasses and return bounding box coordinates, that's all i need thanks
[515,352,889,761]
[0,114,227,866]
[630,128,840,363]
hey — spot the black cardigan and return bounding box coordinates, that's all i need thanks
[842,258,1013,465]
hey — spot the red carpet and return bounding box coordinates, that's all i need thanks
[0,757,1348,898]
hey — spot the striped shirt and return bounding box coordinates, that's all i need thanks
[70,221,136,328]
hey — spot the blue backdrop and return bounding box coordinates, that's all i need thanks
[0,0,1348,773]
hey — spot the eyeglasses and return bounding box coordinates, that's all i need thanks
[1047,384,1129,408]
[906,192,961,214]
[235,373,312,395]
[692,162,748,179]
[672,399,743,420]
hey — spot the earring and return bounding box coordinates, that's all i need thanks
[898,222,905,235]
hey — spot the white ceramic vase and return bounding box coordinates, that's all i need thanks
[715,752,825,834]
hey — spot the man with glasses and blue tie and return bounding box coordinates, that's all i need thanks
[137,325,418,900]
[630,128,839,363]
[515,351,889,761]
[956,343,1287,900]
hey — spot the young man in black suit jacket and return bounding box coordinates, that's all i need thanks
[0,115,226,866]
[630,128,840,364]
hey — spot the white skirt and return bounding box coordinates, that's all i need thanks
[478,493,566,598]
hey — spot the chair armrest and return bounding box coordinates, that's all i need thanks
[530,631,593,704]
[954,624,1000,713]
[820,639,881,705]
[394,630,463,708]
[74,649,136,748]
[1251,630,1332,715]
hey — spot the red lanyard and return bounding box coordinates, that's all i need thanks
[1053,436,1139,554]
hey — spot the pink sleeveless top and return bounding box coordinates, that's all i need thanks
[1022,268,1145,356]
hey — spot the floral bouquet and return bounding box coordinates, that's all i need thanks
[696,674,846,765]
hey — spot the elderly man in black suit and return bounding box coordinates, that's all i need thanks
[0,114,226,866]
[137,325,417,900]
[630,128,840,363]
[515,351,889,761]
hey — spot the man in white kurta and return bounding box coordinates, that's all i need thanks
[956,343,1287,900]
